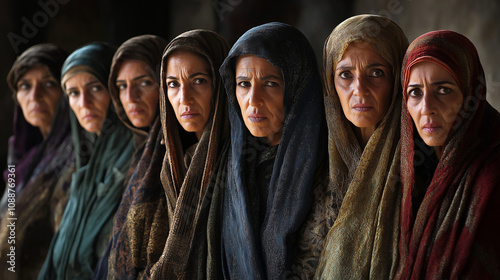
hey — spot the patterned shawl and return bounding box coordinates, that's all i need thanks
[395,30,500,279]
[219,22,327,279]
[104,30,229,279]
[314,15,408,279]
[98,34,168,280]
[0,44,74,280]
[38,42,134,280]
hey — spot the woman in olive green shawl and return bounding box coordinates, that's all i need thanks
[38,42,134,280]
[313,15,408,279]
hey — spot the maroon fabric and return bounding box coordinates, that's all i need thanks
[397,30,500,279]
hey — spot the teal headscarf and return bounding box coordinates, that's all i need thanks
[38,42,134,280]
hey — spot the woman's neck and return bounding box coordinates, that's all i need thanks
[434,146,443,160]
[353,125,376,149]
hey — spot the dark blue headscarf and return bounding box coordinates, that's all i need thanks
[219,22,327,279]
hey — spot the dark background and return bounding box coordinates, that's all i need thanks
[1,0,500,181]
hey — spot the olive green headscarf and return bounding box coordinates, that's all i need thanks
[314,15,408,279]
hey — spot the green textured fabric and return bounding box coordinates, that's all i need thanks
[38,43,134,280]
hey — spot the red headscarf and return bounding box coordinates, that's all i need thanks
[397,30,500,279]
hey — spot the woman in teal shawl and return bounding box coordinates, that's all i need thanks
[38,42,134,280]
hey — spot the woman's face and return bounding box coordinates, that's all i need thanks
[65,72,111,135]
[335,42,393,130]
[406,61,464,147]
[235,55,284,146]
[166,50,213,140]
[116,60,159,128]
[16,65,62,138]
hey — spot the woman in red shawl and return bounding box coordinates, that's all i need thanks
[396,30,500,279]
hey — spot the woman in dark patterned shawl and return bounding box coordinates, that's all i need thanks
[0,44,74,280]
[218,22,327,279]
[38,42,134,280]
[97,34,168,279]
[395,30,500,279]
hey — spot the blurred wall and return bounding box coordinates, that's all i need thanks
[355,0,500,110]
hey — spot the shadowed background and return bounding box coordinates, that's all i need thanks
[1,0,499,186]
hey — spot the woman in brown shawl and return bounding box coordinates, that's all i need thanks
[93,34,167,279]
[149,29,229,279]
[104,30,229,279]
[396,30,500,280]
[0,44,74,280]
[313,15,408,279]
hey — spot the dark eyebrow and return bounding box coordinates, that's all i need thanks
[259,75,283,81]
[367,63,389,68]
[85,80,101,87]
[335,65,352,71]
[188,72,210,79]
[336,63,389,71]
[116,75,150,83]
[407,83,421,88]
[166,72,210,80]
[432,80,457,86]
[18,75,55,83]
[407,81,457,88]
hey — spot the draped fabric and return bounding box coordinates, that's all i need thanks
[395,30,500,280]
[314,15,408,279]
[0,44,74,280]
[108,34,167,149]
[219,22,327,279]
[38,42,134,280]
[95,34,168,280]
[104,29,229,279]
[3,44,69,190]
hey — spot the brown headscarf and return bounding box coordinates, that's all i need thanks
[108,34,167,149]
[99,35,167,280]
[314,15,408,279]
[149,29,230,279]
[396,30,500,280]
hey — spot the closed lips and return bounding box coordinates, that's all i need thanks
[248,113,267,122]
[353,103,373,112]
[181,111,199,119]
[422,122,441,132]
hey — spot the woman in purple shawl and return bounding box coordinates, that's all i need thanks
[0,44,75,279]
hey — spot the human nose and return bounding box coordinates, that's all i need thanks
[179,84,193,105]
[421,90,437,115]
[353,75,369,96]
[124,84,140,102]
[28,81,44,100]
[79,91,93,109]
[249,85,264,107]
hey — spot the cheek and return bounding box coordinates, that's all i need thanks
[97,93,111,112]
[406,103,420,124]
[145,91,159,110]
